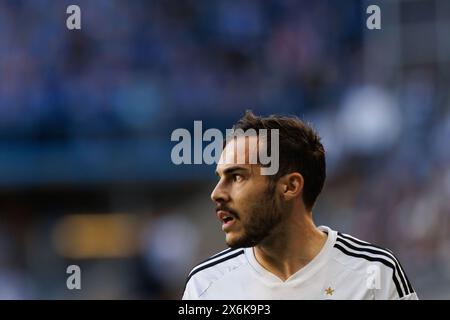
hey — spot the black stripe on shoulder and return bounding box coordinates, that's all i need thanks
[336,236,410,296]
[185,249,245,286]
[337,233,414,294]
[187,248,238,277]
[334,242,405,298]
[202,248,234,264]
[338,232,394,254]
[392,255,414,294]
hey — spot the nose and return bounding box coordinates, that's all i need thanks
[211,179,230,203]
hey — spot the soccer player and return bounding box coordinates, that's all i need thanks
[182,112,418,300]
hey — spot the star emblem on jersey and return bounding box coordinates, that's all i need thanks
[325,287,334,296]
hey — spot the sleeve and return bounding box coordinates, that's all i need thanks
[400,292,419,300]
[182,274,207,300]
[374,259,418,300]
[182,280,196,300]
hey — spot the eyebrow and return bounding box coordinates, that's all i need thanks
[215,166,249,177]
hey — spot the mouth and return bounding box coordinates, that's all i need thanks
[216,210,237,231]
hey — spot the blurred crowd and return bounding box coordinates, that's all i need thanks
[0,0,363,138]
[0,0,449,299]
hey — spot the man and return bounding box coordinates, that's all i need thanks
[182,111,418,300]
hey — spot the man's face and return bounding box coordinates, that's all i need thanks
[211,136,286,248]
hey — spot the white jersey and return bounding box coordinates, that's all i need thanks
[183,226,418,300]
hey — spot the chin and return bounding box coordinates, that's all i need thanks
[225,233,243,249]
[225,233,255,249]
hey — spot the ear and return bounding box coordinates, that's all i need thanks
[279,173,304,201]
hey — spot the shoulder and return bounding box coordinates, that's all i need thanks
[331,231,416,299]
[182,248,247,299]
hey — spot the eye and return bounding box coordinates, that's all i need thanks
[232,174,243,182]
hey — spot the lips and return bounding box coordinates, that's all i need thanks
[217,210,234,222]
[216,210,237,231]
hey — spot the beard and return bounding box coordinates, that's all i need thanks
[226,182,288,249]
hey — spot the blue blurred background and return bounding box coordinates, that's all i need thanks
[0,0,449,299]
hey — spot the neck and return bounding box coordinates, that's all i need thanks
[253,209,327,281]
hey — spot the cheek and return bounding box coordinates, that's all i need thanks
[230,177,271,208]
[235,188,268,214]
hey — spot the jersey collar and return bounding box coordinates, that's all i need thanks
[245,225,337,285]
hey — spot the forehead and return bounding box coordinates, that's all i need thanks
[215,135,260,174]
